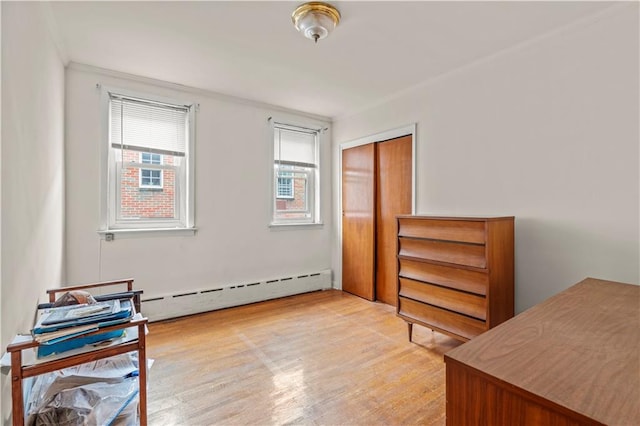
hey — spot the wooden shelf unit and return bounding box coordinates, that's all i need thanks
[396,215,514,342]
[6,280,148,426]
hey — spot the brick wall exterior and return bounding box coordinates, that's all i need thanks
[120,150,176,219]
[276,175,308,219]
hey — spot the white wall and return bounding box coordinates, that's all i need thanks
[1,2,66,423]
[333,4,639,313]
[0,3,3,420]
[65,65,332,299]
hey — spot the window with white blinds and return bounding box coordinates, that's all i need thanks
[110,95,188,156]
[271,122,321,225]
[274,125,317,168]
[101,88,195,233]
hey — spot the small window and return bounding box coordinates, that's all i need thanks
[102,89,195,231]
[140,169,162,188]
[139,153,163,189]
[277,171,294,199]
[140,152,162,189]
[271,122,320,225]
[141,152,162,165]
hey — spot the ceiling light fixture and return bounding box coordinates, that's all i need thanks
[292,2,341,43]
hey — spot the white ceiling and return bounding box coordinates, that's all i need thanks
[48,1,614,119]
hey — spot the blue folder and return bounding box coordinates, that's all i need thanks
[33,299,134,358]
[37,329,126,358]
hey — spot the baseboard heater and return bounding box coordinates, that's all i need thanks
[140,269,332,322]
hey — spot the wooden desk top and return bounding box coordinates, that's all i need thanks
[444,278,640,424]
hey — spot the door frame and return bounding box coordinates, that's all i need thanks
[337,123,417,290]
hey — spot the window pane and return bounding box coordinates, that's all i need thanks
[116,148,178,220]
[141,169,152,186]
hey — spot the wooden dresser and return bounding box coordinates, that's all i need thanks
[444,278,640,425]
[396,215,514,342]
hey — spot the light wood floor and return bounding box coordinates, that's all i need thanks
[146,289,462,425]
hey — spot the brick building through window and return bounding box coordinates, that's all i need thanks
[118,149,176,219]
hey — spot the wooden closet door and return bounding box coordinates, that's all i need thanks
[376,136,412,306]
[342,143,376,300]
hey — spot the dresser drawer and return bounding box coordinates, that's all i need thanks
[398,258,488,295]
[398,218,486,244]
[398,297,487,340]
[399,237,487,268]
[399,278,486,320]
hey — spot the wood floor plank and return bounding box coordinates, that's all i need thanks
[146,290,461,425]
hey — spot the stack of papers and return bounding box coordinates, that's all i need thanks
[32,299,134,357]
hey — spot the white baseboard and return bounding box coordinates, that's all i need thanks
[140,269,332,321]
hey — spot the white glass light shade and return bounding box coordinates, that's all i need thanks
[296,11,334,41]
[292,2,340,43]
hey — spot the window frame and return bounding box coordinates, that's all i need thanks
[269,118,324,227]
[99,86,196,237]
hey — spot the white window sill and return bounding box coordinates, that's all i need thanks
[98,227,197,240]
[269,222,324,230]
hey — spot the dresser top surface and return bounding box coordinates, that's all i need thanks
[445,278,640,424]
[396,215,514,221]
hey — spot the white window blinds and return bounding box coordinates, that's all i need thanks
[274,125,317,168]
[110,94,189,157]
